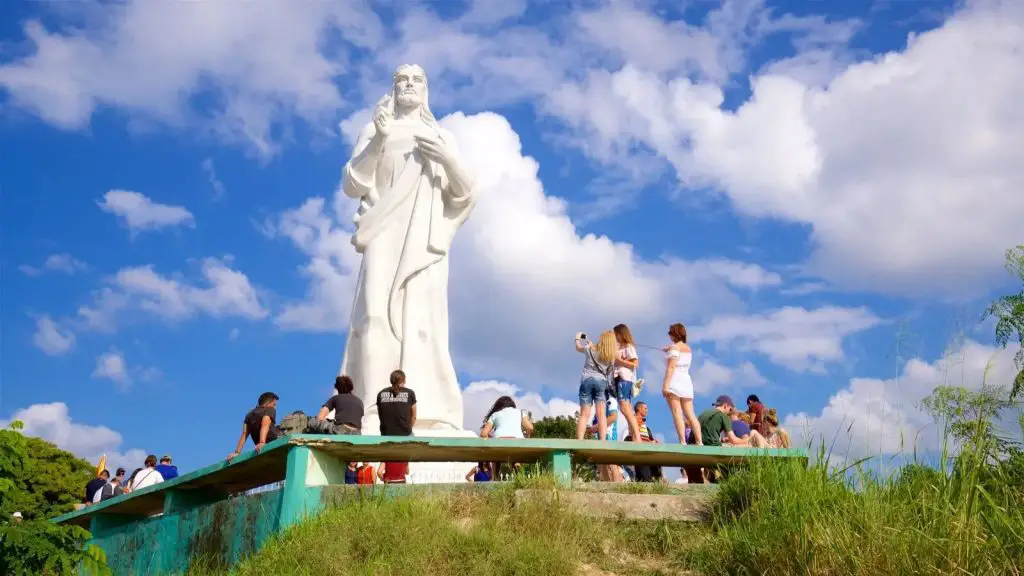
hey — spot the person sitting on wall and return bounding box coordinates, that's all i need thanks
[155,455,178,480]
[84,469,108,505]
[227,392,282,462]
[312,375,364,435]
[376,370,415,483]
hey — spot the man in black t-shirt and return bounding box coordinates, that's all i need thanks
[315,375,364,434]
[376,370,417,436]
[227,392,281,462]
[84,469,109,505]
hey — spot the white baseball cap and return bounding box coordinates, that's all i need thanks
[12,511,23,518]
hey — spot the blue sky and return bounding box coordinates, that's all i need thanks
[2,0,1022,474]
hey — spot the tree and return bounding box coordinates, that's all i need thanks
[0,424,96,520]
[984,245,1024,399]
[0,422,110,575]
[531,415,578,440]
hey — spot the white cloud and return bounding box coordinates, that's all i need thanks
[77,257,268,332]
[4,2,1020,292]
[697,306,882,371]
[98,190,194,234]
[545,1,1024,295]
[0,0,382,156]
[0,402,147,474]
[462,380,578,432]
[272,111,788,395]
[784,341,1023,463]
[202,158,225,200]
[19,253,89,277]
[691,358,767,395]
[31,315,75,356]
[92,349,131,388]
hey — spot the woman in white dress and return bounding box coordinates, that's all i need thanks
[662,323,702,445]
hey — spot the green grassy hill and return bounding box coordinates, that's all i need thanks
[189,446,1024,576]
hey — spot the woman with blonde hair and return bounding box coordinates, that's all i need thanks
[612,324,643,443]
[575,330,617,441]
[750,408,792,449]
[662,323,702,445]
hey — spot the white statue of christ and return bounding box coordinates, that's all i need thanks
[339,64,478,436]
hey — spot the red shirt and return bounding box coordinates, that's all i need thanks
[748,402,767,435]
[381,461,408,483]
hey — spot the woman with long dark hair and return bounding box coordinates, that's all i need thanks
[480,396,533,439]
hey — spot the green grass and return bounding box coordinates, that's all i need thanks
[191,481,703,576]
[682,448,1024,576]
[188,437,1023,576]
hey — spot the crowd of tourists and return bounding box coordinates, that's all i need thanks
[82,454,179,506]
[79,320,787,492]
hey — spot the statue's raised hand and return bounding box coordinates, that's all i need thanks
[373,109,391,139]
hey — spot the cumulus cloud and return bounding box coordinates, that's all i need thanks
[92,349,131,388]
[77,257,268,332]
[31,315,75,356]
[0,402,146,473]
[98,190,194,234]
[19,253,88,277]
[0,0,381,156]
[697,306,882,371]
[690,358,768,395]
[784,341,1023,463]
[544,1,1024,294]
[462,380,578,432]
[4,1,1019,292]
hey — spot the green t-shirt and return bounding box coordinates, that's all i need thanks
[698,408,732,446]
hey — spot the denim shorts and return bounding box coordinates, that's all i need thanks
[579,376,608,405]
[616,377,636,402]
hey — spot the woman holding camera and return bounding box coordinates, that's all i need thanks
[574,330,617,441]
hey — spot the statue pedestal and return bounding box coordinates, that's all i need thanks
[407,427,478,484]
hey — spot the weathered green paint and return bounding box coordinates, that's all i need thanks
[51,436,807,575]
[551,450,572,487]
[278,445,321,532]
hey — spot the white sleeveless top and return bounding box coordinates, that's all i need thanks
[666,348,694,399]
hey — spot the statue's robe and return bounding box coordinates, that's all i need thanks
[338,120,478,434]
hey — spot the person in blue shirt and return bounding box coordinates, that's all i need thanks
[729,411,751,444]
[465,462,492,482]
[155,455,178,480]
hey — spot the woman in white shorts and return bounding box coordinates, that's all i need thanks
[662,323,702,445]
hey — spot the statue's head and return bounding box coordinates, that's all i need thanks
[393,64,428,109]
[375,64,438,131]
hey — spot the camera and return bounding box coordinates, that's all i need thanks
[576,332,587,341]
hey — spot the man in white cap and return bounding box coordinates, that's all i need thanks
[11,512,23,523]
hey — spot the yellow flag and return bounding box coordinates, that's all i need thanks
[95,454,107,477]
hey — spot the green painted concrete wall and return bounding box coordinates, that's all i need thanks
[91,488,282,575]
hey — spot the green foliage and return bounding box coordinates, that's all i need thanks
[921,383,1020,457]
[682,379,1024,576]
[0,424,95,520]
[529,415,577,439]
[984,245,1024,399]
[0,521,110,576]
[0,422,110,575]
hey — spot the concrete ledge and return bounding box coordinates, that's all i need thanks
[514,487,716,522]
